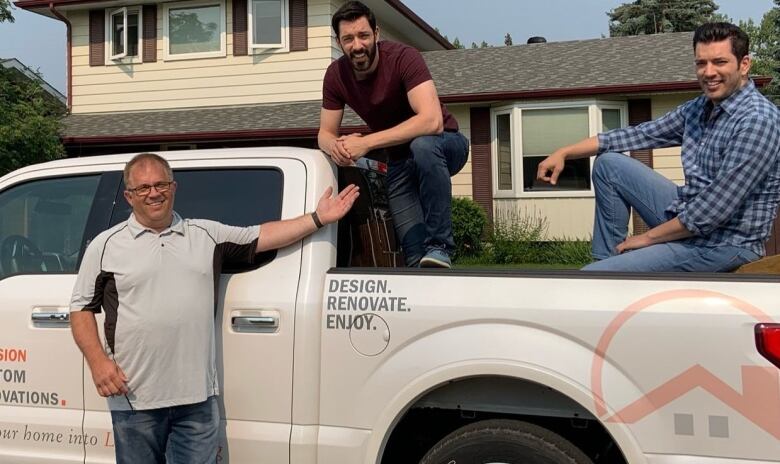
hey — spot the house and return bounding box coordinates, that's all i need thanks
[0,57,67,107]
[13,0,780,252]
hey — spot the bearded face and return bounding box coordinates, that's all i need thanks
[337,16,379,74]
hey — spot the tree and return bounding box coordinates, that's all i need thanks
[774,0,780,72]
[504,33,513,46]
[451,37,464,49]
[736,3,780,102]
[608,0,722,36]
[480,40,489,48]
[471,42,478,49]
[740,11,780,77]
[0,67,66,176]
[761,0,780,102]
[1,0,14,23]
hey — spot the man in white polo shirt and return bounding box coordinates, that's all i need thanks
[70,153,358,464]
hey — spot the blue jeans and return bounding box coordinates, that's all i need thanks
[111,396,220,464]
[387,132,470,266]
[582,152,759,272]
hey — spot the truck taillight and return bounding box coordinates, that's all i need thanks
[756,323,780,369]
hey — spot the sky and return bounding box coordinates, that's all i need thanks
[0,0,775,95]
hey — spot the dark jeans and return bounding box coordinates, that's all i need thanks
[111,395,220,464]
[387,131,470,266]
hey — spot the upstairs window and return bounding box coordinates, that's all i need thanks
[249,0,287,49]
[163,0,226,60]
[107,7,142,62]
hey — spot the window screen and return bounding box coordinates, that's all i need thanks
[496,113,513,191]
[252,0,282,45]
[522,108,591,191]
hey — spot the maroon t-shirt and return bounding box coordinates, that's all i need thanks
[322,41,458,135]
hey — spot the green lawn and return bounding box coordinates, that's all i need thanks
[453,262,581,270]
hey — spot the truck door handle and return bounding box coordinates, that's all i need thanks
[231,314,279,333]
[31,311,70,326]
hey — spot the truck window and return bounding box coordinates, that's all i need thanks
[0,175,100,279]
[109,168,283,272]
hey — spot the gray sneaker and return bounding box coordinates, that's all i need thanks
[420,249,452,268]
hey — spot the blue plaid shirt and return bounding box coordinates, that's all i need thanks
[598,81,780,256]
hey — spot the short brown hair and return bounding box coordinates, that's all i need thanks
[123,153,173,187]
[332,1,376,37]
[693,22,750,62]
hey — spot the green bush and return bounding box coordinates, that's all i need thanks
[488,210,548,264]
[451,197,487,259]
[549,238,592,265]
[467,209,592,267]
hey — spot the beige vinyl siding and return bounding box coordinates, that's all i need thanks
[650,93,697,185]
[495,198,594,240]
[448,105,472,198]
[68,0,334,113]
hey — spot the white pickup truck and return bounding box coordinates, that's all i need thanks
[0,147,778,464]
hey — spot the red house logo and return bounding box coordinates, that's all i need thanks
[590,289,780,439]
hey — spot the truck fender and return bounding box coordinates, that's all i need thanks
[355,323,648,464]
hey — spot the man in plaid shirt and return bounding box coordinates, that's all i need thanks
[537,22,780,272]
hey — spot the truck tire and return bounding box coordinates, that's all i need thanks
[419,419,593,464]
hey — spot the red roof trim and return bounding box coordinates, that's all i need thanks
[439,81,700,104]
[383,0,453,50]
[439,77,773,104]
[63,126,369,145]
[15,0,95,8]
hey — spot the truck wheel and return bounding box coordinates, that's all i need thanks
[419,419,593,464]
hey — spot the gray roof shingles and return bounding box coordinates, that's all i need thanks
[64,32,697,140]
[426,32,695,95]
[63,101,365,140]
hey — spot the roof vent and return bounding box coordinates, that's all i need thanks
[527,36,547,44]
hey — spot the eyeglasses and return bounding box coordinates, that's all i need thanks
[126,181,174,196]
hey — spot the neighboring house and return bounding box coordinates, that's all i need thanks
[13,0,780,252]
[0,58,67,107]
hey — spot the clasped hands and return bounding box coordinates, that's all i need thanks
[328,133,370,167]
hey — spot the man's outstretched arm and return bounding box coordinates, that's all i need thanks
[536,136,600,185]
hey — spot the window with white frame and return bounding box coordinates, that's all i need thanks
[495,112,513,191]
[493,102,627,197]
[249,0,287,49]
[163,0,226,60]
[107,7,142,62]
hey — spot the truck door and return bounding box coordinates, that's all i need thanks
[82,159,303,463]
[0,172,106,463]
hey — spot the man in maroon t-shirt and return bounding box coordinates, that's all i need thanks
[318,0,469,268]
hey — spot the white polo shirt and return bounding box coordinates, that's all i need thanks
[71,212,259,411]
